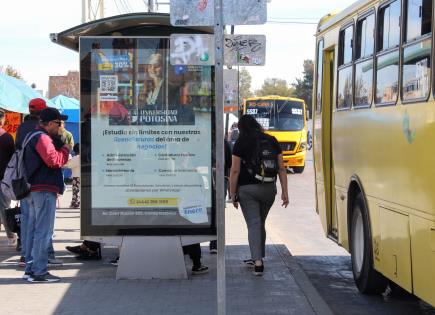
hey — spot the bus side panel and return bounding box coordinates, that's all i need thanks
[335,187,349,250]
[316,181,328,236]
[410,215,435,305]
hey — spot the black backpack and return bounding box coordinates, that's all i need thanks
[243,135,279,183]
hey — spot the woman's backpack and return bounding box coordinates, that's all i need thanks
[243,135,279,183]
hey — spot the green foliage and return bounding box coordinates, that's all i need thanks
[255,78,294,97]
[239,67,254,104]
[292,60,313,116]
[0,65,22,79]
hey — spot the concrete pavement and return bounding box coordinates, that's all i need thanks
[0,182,333,315]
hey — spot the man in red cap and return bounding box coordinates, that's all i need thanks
[15,98,47,149]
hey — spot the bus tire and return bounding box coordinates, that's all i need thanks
[293,165,305,174]
[350,193,388,294]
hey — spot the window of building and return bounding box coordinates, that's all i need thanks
[405,0,432,41]
[339,25,354,65]
[356,14,375,59]
[316,39,324,113]
[377,1,400,51]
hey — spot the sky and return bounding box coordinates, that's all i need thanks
[0,0,352,96]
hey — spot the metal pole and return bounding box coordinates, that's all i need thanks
[82,0,86,23]
[99,0,104,19]
[148,0,154,12]
[214,0,225,314]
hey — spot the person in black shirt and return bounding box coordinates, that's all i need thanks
[229,115,289,276]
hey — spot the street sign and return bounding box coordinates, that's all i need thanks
[170,0,214,26]
[169,34,215,65]
[223,69,238,112]
[170,0,267,26]
[224,34,266,66]
[223,0,267,25]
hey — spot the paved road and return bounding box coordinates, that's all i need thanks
[266,148,435,314]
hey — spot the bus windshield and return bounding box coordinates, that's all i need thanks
[245,99,305,131]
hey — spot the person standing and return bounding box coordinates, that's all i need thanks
[0,109,16,245]
[229,115,289,276]
[15,98,62,267]
[23,107,70,283]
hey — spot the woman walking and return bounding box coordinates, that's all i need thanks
[229,115,289,276]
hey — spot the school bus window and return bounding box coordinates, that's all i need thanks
[337,66,353,109]
[356,14,375,59]
[316,39,324,113]
[354,13,375,107]
[376,51,399,104]
[377,1,400,52]
[339,25,354,65]
[402,0,432,102]
[405,0,432,42]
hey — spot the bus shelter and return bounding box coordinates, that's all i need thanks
[51,13,216,279]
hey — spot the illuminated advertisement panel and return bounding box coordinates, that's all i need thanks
[80,37,215,235]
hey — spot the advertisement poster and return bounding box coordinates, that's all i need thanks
[80,37,213,230]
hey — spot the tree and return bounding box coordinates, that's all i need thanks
[238,67,254,105]
[0,65,22,79]
[255,78,294,97]
[292,60,313,117]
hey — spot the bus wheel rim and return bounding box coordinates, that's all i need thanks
[353,208,364,274]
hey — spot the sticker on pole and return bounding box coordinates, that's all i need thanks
[224,35,266,66]
[170,0,214,26]
[170,34,215,65]
[223,0,267,25]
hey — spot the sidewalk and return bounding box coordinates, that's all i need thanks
[0,187,333,315]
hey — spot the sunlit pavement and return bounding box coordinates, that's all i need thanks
[0,177,333,315]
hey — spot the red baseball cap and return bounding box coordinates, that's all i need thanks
[29,98,47,112]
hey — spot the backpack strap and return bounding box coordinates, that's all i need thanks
[22,131,44,149]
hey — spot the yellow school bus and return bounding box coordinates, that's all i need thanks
[243,95,308,173]
[313,0,435,305]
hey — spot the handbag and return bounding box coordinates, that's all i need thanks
[5,205,21,233]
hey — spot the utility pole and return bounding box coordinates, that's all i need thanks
[148,0,154,13]
[82,0,105,22]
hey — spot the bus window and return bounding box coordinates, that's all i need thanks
[377,0,400,52]
[402,0,432,101]
[405,0,432,42]
[338,24,354,109]
[376,1,400,105]
[355,13,375,107]
[316,39,324,113]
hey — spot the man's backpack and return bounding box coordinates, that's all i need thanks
[0,131,43,201]
[243,135,279,183]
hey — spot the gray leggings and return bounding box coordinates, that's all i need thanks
[238,183,276,260]
[0,190,14,239]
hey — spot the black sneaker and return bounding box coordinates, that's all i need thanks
[27,272,60,283]
[18,256,26,267]
[22,272,33,280]
[253,264,264,276]
[243,259,255,267]
[66,245,85,255]
[192,265,209,275]
[110,256,119,266]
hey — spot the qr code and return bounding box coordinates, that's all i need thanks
[100,75,118,93]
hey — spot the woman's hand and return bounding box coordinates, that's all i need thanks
[232,199,239,209]
[281,192,289,208]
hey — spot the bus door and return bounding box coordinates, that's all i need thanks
[316,47,337,239]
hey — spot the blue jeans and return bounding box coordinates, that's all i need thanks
[25,192,57,276]
[22,197,55,260]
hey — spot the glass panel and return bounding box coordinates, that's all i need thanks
[245,99,305,131]
[388,1,401,48]
[406,0,432,41]
[376,50,399,103]
[337,66,353,108]
[357,14,375,59]
[316,40,324,113]
[379,1,401,51]
[402,39,431,100]
[340,26,353,65]
[355,60,373,106]
[80,37,214,231]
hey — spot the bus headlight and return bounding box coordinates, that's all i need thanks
[297,142,307,152]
